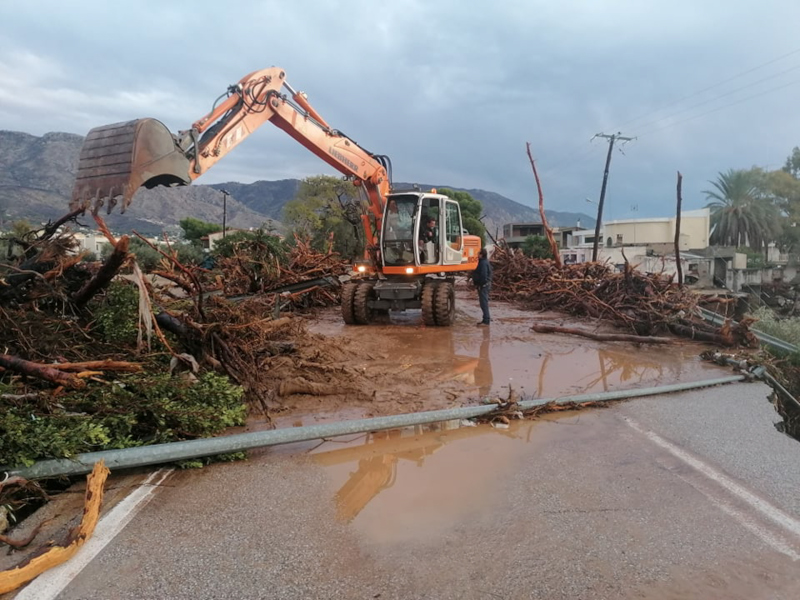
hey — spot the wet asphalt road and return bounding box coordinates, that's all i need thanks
[53,382,800,600]
[15,298,800,599]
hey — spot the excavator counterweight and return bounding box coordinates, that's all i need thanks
[70,118,192,214]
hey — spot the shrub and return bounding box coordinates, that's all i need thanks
[0,372,246,468]
[93,281,139,346]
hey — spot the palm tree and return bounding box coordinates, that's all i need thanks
[704,169,781,251]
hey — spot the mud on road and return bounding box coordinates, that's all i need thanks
[274,284,728,424]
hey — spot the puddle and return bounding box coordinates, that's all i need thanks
[312,310,726,402]
[310,417,565,543]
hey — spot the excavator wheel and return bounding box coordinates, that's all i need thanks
[354,282,375,325]
[433,281,456,326]
[341,282,359,325]
[421,280,438,326]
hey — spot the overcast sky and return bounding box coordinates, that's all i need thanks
[2,0,800,220]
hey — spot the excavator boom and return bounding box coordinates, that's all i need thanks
[71,67,390,237]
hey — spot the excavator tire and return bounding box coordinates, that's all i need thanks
[354,282,375,325]
[421,280,438,326]
[433,281,455,326]
[341,282,359,325]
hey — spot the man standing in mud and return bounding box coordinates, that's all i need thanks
[472,248,492,326]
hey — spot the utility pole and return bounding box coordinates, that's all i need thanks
[591,132,634,262]
[220,189,229,239]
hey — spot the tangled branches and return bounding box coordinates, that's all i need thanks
[490,246,757,347]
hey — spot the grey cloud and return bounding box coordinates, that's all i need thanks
[1,0,800,219]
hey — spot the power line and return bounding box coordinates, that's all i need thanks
[634,76,800,138]
[629,61,800,134]
[532,46,800,191]
[613,45,800,131]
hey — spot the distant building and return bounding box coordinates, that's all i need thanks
[501,223,586,250]
[501,223,545,247]
[602,208,710,251]
[72,232,111,255]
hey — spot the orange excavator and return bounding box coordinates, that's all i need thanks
[70,67,481,326]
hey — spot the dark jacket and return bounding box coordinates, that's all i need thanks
[472,257,492,287]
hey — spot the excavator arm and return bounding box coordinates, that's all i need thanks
[71,67,390,245]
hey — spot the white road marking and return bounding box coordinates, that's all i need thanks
[14,468,172,600]
[625,417,800,560]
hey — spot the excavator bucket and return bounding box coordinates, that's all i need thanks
[70,118,192,214]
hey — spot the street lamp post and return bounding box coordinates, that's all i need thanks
[220,189,229,239]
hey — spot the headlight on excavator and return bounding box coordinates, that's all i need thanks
[405,267,415,274]
[353,261,371,275]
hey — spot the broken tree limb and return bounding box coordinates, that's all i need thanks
[46,360,143,372]
[40,209,85,242]
[668,323,733,346]
[0,461,109,594]
[71,235,130,307]
[0,354,85,389]
[526,142,562,268]
[531,323,675,344]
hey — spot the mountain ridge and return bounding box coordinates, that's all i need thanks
[0,130,595,235]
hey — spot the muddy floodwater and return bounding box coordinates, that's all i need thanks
[310,417,567,538]
[291,289,727,422]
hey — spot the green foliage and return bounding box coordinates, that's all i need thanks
[283,175,363,258]
[94,281,139,346]
[105,238,205,272]
[212,228,287,259]
[783,147,800,178]
[0,372,246,468]
[127,237,163,271]
[704,168,781,251]
[180,217,222,243]
[9,220,33,239]
[436,188,486,244]
[0,220,35,259]
[522,235,553,259]
[174,242,205,266]
[750,306,800,347]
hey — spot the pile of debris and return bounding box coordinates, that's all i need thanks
[490,245,757,347]
[0,211,361,474]
[206,232,349,308]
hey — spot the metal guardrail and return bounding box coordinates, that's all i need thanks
[696,307,799,355]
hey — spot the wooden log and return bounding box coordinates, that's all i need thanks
[668,323,733,346]
[47,360,143,372]
[0,461,109,594]
[0,354,84,388]
[531,323,675,344]
[71,235,130,307]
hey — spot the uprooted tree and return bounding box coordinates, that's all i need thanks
[0,208,359,477]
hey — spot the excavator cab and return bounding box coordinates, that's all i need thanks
[70,118,193,214]
[380,192,469,270]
